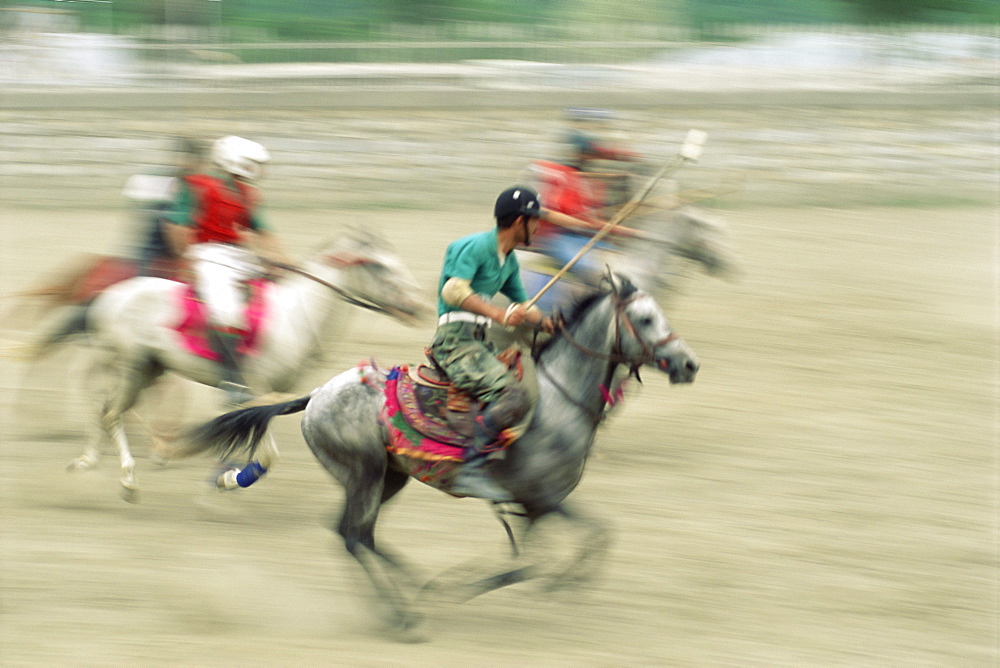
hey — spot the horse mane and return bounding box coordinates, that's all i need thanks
[560,273,639,323]
[535,273,639,357]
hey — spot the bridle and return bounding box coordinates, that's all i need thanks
[545,290,678,372]
[534,289,679,423]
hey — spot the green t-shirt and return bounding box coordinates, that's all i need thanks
[437,228,528,316]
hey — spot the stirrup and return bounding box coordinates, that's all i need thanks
[451,466,513,502]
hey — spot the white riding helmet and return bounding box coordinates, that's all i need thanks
[211,135,270,181]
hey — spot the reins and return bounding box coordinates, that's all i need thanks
[271,261,397,317]
[547,291,678,370]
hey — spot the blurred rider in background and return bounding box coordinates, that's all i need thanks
[164,135,292,406]
[122,137,207,278]
[533,108,643,283]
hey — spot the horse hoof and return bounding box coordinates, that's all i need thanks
[395,625,429,644]
[119,484,140,504]
[215,468,240,491]
[67,456,97,472]
[387,612,427,643]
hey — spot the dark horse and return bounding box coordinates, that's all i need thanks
[182,274,699,635]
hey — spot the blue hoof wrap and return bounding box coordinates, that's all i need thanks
[235,461,268,488]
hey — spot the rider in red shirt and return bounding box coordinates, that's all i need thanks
[533,109,642,281]
[165,136,291,406]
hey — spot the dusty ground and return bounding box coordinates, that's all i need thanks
[0,204,995,666]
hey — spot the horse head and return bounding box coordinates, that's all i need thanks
[668,207,740,279]
[601,273,699,385]
[309,233,431,325]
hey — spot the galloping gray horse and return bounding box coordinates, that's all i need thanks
[182,274,698,635]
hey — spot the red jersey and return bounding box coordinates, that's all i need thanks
[533,160,603,239]
[184,173,260,245]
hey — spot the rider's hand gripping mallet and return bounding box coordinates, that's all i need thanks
[524,129,707,311]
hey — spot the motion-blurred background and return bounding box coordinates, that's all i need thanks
[1,2,996,666]
[2,0,996,210]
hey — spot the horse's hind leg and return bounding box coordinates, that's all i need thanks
[216,431,280,490]
[325,456,421,635]
[338,489,421,633]
[89,356,161,502]
[368,468,421,580]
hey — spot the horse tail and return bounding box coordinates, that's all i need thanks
[28,304,92,360]
[179,394,312,460]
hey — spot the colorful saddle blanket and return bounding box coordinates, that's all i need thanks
[174,280,270,360]
[380,347,536,493]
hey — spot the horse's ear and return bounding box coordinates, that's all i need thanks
[605,266,621,295]
[618,274,639,298]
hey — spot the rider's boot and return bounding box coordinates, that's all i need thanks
[207,328,253,407]
[450,415,514,503]
[450,386,530,503]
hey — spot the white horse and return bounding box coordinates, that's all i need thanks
[60,232,429,501]
[516,203,738,314]
[610,204,738,295]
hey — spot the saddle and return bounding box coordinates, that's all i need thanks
[399,345,525,446]
[378,347,536,495]
[173,279,270,360]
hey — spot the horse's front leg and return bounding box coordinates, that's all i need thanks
[542,501,613,591]
[420,507,542,605]
[442,501,612,601]
[107,412,138,502]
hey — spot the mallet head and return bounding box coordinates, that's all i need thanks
[680,129,707,162]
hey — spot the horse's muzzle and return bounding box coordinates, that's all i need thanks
[655,339,699,384]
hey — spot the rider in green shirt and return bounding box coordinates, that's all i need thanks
[431,185,553,501]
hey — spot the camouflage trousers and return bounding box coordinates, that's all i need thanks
[429,321,517,404]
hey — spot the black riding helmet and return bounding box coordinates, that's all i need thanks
[494,185,542,221]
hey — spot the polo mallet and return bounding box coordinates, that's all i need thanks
[525,129,707,311]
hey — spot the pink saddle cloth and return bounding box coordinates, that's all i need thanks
[380,365,466,493]
[382,365,467,461]
[377,354,524,495]
[174,280,270,360]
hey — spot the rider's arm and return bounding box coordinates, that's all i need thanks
[500,262,554,330]
[541,208,647,239]
[441,277,507,323]
[443,278,552,330]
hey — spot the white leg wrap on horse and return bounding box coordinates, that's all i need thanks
[218,469,241,490]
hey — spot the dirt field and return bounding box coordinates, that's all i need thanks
[0,204,995,666]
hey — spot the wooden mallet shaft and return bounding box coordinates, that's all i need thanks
[525,129,707,311]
